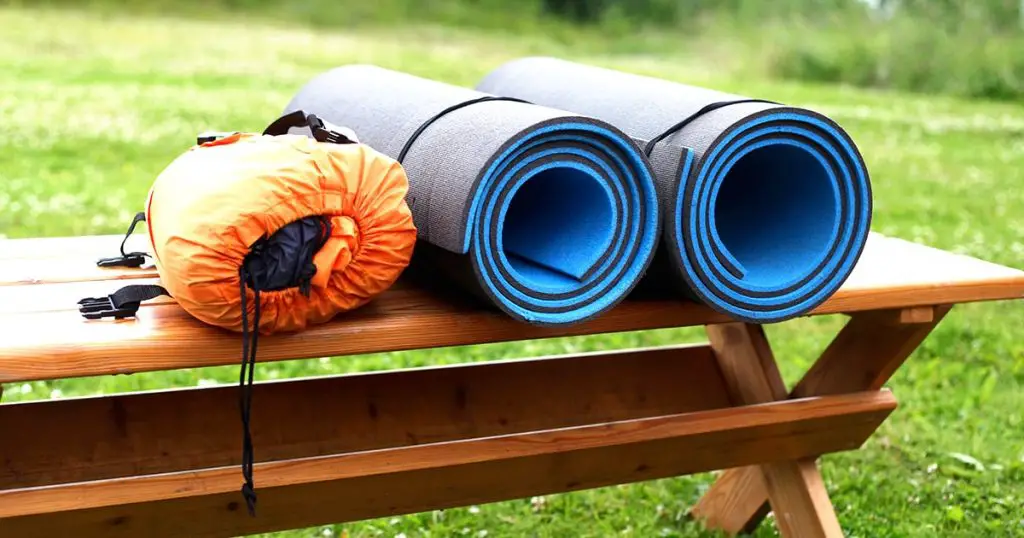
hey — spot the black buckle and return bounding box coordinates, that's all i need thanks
[97,253,148,268]
[306,114,357,145]
[98,211,150,269]
[263,110,357,145]
[197,131,239,145]
[78,296,141,320]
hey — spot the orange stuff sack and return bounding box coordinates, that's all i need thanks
[146,130,416,334]
[82,112,416,516]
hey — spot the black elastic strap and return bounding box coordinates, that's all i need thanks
[97,211,150,268]
[78,284,170,319]
[397,96,531,163]
[643,99,779,156]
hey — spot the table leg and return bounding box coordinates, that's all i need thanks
[691,306,952,535]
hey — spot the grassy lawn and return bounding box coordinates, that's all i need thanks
[2,6,1023,537]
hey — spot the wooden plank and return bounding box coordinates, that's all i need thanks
[694,309,953,534]
[792,305,953,397]
[899,306,935,324]
[838,234,1024,300]
[4,232,1024,307]
[0,259,154,287]
[1,234,1021,383]
[697,323,844,537]
[0,292,1006,386]
[0,390,897,535]
[0,234,149,262]
[690,467,771,535]
[762,460,843,538]
[0,234,155,286]
[0,285,732,383]
[5,232,1024,299]
[0,278,173,316]
[0,345,730,489]
[706,323,787,405]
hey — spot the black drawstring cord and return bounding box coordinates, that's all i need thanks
[235,216,330,517]
[238,265,260,517]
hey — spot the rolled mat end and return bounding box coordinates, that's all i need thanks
[669,106,872,323]
[286,64,662,326]
[479,57,873,323]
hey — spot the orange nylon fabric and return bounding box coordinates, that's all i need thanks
[145,132,416,333]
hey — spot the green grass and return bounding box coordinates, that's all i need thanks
[2,5,1024,537]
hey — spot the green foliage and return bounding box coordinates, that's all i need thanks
[9,0,1024,100]
[765,15,1024,101]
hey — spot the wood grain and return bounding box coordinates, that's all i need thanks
[0,345,730,489]
[761,460,843,538]
[690,467,771,535]
[694,310,953,535]
[0,234,149,262]
[0,390,896,531]
[5,233,1024,296]
[696,323,844,537]
[899,306,935,324]
[0,258,155,287]
[0,234,154,286]
[0,236,1020,383]
[0,286,735,383]
[792,305,953,397]
[706,323,788,405]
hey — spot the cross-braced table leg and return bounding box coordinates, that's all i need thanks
[692,305,952,536]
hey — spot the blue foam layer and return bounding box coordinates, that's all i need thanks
[501,166,615,284]
[491,144,627,296]
[485,140,631,302]
[712,144,839,287]
[466,121,660,325]
[675,111,871,322]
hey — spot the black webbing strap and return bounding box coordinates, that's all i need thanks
[396,96,532,164]
[642,99,779,157]
[97,211,150,268]
[78,284,170,319]
[262,110,357,145]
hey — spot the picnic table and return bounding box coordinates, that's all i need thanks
[0,231,1021,537]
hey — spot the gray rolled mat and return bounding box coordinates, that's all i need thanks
[284,65,661,325]
[478,57,873,323]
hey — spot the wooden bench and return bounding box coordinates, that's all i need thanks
[0,232,1021,537]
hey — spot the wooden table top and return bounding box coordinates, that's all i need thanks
[0,232,1021,383]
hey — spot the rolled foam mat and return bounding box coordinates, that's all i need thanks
[479,57,872,322]
[284,65,660,325]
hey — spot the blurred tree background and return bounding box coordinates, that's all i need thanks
[545,0,1024,101]
[7,0,1022,98]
